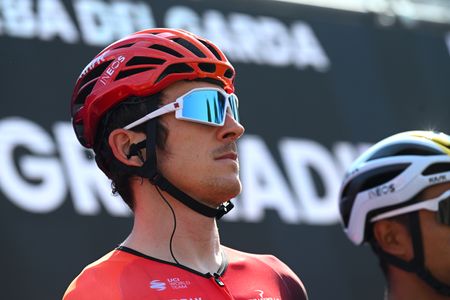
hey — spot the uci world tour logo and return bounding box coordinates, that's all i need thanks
[150,280,166,291]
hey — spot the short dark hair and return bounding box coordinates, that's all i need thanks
[93,92,167,210]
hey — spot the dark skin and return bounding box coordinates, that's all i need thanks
[373,182,450,300]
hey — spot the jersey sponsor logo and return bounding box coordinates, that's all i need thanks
[149,280,166,291]
[150,277,191,291]
[167,277,191,289]
[248,289,281,300]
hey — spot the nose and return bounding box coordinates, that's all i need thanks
[217,113,245,142]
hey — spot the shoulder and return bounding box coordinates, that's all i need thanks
[223,246,294,272]
[223,246,309,300]
[63,249,138,300]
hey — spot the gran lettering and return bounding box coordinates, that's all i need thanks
[0,0,330,71]
[0,118,368,224]
[0,117,130,216]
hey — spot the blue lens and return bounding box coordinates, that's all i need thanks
[228,95,239,123]
[181,90,227,124]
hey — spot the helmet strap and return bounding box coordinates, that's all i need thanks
[127,113,233,219]
[374,212,450,296]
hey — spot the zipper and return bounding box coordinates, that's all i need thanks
[208,272,225,287]
[213,272,225,287]
[209,273,235,299]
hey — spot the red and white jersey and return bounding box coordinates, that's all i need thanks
[63,246,308,300]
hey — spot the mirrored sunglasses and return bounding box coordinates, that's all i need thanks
[124,87,239,130]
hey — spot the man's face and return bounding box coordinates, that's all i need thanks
[419,182,450,286]
[156,80,245,208]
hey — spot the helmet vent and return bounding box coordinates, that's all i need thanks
[72,80,96,115]
[172,38,206,58]
[113,43,135,49]
[126,56,165,66]
[155,63,195,83]
[115,67,155,80]
[339,164,408,228]
[359,169,405,191]
[198,39,222,61]
[368,143,442,161]
[78,60,112,88]
[422,163,450,175]
[149,44,183,58]
[395,148,441,156]
[224,68,234,79]
[198,63,216,73]
[341,169,402,202]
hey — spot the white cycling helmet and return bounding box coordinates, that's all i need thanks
[339,130,450,245]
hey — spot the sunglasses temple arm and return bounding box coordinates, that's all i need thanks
[371,201,439,222]
[124,103,178,130]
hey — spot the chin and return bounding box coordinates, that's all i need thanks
[219,181,241,199]
[204,178,242,204]
[226,177,242,196]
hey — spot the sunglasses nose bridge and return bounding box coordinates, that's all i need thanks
[225,95,239,123]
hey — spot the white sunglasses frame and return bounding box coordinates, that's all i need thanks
[124,87,239,130]
[370,189,450,222]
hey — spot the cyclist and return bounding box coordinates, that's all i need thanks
[339,130,450,300]
[63,28,308,300]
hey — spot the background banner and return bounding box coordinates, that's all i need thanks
[1,0,449,299]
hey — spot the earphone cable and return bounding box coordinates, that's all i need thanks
[155,185,180,265]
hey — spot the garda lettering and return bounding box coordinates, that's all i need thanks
[0,0,330,71]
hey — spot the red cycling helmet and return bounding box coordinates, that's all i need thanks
[71,28,235,148]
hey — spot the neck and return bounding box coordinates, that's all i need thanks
[122,182,223,274]
[386,266,450,300]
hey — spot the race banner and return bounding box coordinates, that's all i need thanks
[1,0,449,299]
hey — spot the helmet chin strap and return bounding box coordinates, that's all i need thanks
[373,212,450,296]
[127,118,234,219]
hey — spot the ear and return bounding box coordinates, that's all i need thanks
[108,129,145,167]
[373,219,413,260]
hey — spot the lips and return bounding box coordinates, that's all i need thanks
[214,143,238,161]
[216,152,238,160]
